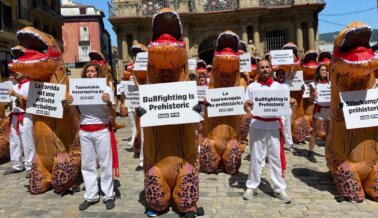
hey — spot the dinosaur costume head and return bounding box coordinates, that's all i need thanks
[148,8,187,84]
[318,50,332,71]
[280,42,300,72]
[131,42,148,85]
[9,27,61,81]
[211,31,240,88]
[301,49,319,80]
[249,56,261,82]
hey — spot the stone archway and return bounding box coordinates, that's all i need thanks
[198,35,217,65]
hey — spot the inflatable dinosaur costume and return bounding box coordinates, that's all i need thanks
[0,102,9,163]
[142,9,201,215]
[200,31,245,175]
[326,22,378,202]
[8,27,80,194]
[318,50,332,71]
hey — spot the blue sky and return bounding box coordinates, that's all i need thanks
[70,0,378,46]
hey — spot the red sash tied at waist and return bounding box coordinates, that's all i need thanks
[8,112,25,135]
[253,116,286,178]
[80,123,120,178]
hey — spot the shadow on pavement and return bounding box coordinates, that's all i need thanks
[291,168,338,195]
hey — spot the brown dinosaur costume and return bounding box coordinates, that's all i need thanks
[142,9,200,214]
[200,31,244,175]
[8,27,80,194]
[248,56,260,83]
[0,102,9,163]
[326,22,378,202]
[318,50,332,71]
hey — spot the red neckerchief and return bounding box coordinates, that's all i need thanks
[18,79,29,89]
[257,77,273,87]
[253,116,286,178]
[80,123,120,178]
[318,79,328,84]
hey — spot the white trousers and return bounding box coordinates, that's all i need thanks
[128,110,137,142]
[139,128,144,163]
[283,114,293,146]
[246,127,286,193]
[9,115,35,171]
[80,129,115,202]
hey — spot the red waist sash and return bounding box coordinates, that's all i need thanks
[8,112,25,135]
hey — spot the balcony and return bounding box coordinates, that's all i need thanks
[17,6,32,24]
[259,0,294,7]
[32,0,63,22]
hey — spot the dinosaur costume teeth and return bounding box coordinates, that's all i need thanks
[326,22,378,202]
[200,30,244,175]
[143,9,200,214]
[8,27,80,195]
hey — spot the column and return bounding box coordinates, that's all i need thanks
[183,28,190,57]
[242,25,248,43]
[308,21,315,50]
[296,22,304,55]
[253,25,260,57]
[122,35,129,63]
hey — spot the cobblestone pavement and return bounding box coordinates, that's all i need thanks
[0,117,377,217]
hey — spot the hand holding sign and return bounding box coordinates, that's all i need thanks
[69,78,107,105]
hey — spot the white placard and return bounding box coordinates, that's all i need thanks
[289,71,305,91]
[316,83,331,103]
[240,53,251,73]
[122,81,139,108]
[0,81,13,102]
[188,59,196,71]
[26,81,66,118]
[69,78,107,105]
[139,81,200,127]
[197,86,208,102]
[252,90,290,116]
[340,89,378,129]
[116,83,125,96]
[206,86,246,117]
[302,80,312,98]
[271,50,294,66]
[134,52,148,71]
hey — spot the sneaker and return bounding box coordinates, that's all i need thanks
[105,199,115,210]
[146,209,157,217]
[243,188,257,200]
[307,151,317,163]
[288,146,299,155]
[25,170,31,178]
[3,167,24,175]
[79,200,99,210]
[274,191,291,204]
[135,161,143,171]
[128,139,135,146]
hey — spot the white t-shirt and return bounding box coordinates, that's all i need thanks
[78,86,114,125]
[11,81,32,120]
[309,81,330,107]
[245,80,288,130]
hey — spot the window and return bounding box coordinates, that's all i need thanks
[79,7,86,15]
[80,26,89,41]
[78,46,90,61]
[247,26,254,43]
[1,3,13,30]
[265,30,286,52]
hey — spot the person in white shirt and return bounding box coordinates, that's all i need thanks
[243,60,291,204]
[3,73,35,178]
[307,64,330,163]
[67,62,118,211]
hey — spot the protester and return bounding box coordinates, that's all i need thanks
[3,73,35,178]
[308,64,330,163]
[67,62,117,210]
[243,60,291,204]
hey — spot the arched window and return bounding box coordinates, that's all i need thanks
[264,30,286,52]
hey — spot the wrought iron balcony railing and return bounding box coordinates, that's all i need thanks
[259,0,294,7]
[17,6,32,21]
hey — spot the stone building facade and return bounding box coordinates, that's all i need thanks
[109,0,325,71]
[0,0,62,79]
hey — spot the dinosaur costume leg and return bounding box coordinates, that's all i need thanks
[199,139,221,173]
[144,166,171,211]
[332,160,365,202]
[173,162,199,213]
[222,139,242,175]
[363,163,378,200]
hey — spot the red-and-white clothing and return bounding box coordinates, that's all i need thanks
[78,86,116,202]
[9,80,35,171]
[244,79,287,193]
[309,81,330,120]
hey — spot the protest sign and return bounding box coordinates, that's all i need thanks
[69,78,106,105]
[197,86,208,102]
[289,71,305,91]
[271,50,294,66]
[0,81,13,103]
[188,59,196,71]
[122,81,140,108]
[252,90,290,116]
[139,81,200,127]
[116,83,125,96]
[26,81,66,118]
[340,89,378,129]
[302,80,311,98]
[240,53,251,73]
[134,52,148,71]
[206,86,246,117]
[316,83,331,103]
